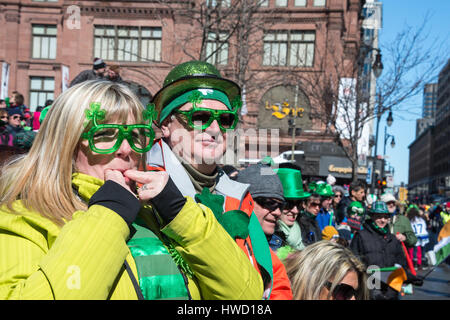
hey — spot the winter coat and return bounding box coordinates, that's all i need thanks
[350,220,408,270]
[0,173,263,299]
[350,220,409,300]
[69,70,103,87]
[147,139,293,300]
[298,211,322,246]
[388,214,417,248]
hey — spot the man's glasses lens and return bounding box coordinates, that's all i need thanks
[191,110,212,126]
[256,198,285,212]
[219,112,237,128]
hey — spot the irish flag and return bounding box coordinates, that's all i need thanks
[427,220,450,266]
[427,236,450,266]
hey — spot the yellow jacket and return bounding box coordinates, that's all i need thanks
[0,173,263,299]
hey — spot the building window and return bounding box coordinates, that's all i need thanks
[313,0,326,6]
[94,26,161,62]
[206,0,231,7]
[294,0,307,6]
[259,0,269,6]
[275,0,288,6]
[206,32,229,65]
[263,31,315,67]
[29,77,54,112]
[32,25,57,59]
[32,0,58,2]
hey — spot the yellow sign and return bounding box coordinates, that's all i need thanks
[328,165,368,175]
[265,100,304,119]
[398,187,408,201]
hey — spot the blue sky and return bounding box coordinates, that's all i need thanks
[376,0,450,186]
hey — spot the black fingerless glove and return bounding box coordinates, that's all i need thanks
[89,180,141,229]
[150,177,186,224]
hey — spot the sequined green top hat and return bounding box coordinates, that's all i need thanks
[308,182,334,197]
[370,201,389,215]
[275,168,311,199]
[151,60,242,124]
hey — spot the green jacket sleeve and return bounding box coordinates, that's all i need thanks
[393,215,417,247]
[0,204,133,299]
[160,197,264,300]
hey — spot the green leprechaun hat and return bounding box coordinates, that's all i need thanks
[275,168,311,199]
[151,60,242,124]
[309,182,334,197]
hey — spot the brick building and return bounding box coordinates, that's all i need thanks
[0,0,367,181]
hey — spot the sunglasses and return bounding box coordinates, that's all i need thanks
[308,202,321,208]
[176,106,239,132]
[0,116,7,119]
[334,194,342,198]
[12,115,23,120]
[324,281,357,300]
[254,197,286,212]
[373,213,390,220]
[284,200,304,211]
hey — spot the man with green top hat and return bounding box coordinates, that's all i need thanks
[146,60,292,300]
[309,182,335,231]
[271,168,311,260]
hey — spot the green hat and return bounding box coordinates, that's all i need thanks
[348,201,364,216]
[309,182,334,197]
[151,60,242,124]
[370,201,389,215]
[39,105,51,124]
[275,168,311,199]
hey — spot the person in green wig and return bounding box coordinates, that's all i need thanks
[146,60,292,300]
[271,168,310,260]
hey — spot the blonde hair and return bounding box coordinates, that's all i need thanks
[284,240,368,300]
[0,80,146,226]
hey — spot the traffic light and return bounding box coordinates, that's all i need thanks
[377,179,382,189]
[382,178,387,187]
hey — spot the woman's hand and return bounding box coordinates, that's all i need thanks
[123,170,169,201]
[104,169,136,196]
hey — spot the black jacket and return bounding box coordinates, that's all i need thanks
[350,221,410,300]
[350,220,408,270]
[298,211,321,246]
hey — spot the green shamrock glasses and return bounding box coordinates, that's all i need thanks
[176,106,239,132]
[81,102,156,154]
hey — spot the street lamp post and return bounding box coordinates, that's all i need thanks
[381,126,395,189]
[358,45,383,193]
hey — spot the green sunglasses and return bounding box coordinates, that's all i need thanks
[176,106,239,132]
[81,102,156,154]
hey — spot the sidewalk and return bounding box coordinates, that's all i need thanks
[401,263,450,300]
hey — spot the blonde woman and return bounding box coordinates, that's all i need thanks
[284,240,368,300]
[0,80,262,300]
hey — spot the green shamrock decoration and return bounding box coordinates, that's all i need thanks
[195,188,250,240]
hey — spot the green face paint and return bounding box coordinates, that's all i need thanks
[81,102,156,154]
